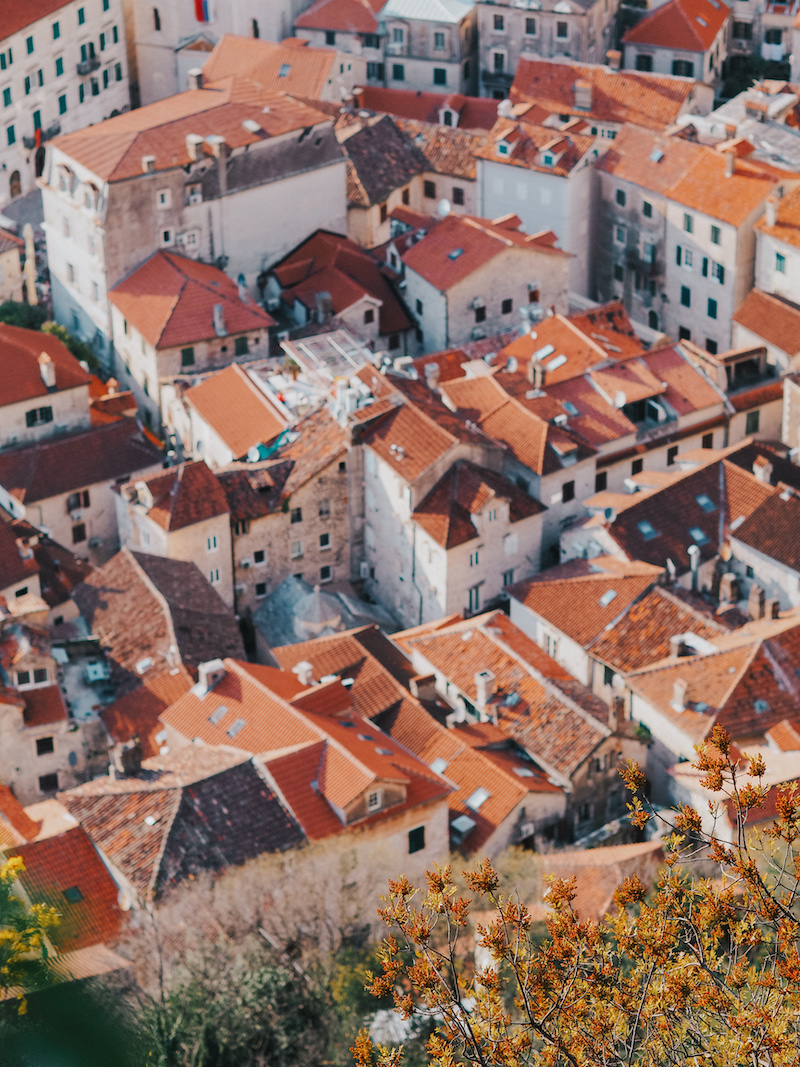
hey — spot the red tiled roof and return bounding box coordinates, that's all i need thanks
[0,0,72,39]
[765,718,800,751]
[185,365,289,459]
[271,229,412,336]
[733,289,800,356]
[623,0,730,52]
[100,666,194,760]
[51,77,330,182]
[351,87,499,132]
[667,149,792,227]
[511,60,701,130]
[0,323,90,407]
[412,349,470,383]
[4,827,123,951]
[22,685,68,727]
[393,118,487,181]
[295,0,383,32]
[109,251,274,350]
[126,460,229,531]
[0,518,40,594]
[476,117,594,178]
[357,396,459,482]
[402,213,567,292]
[0,785,41,845]
[202,35,339,98]
[0,420,162,505]
[413,459,545,549]
[731,486,800,572]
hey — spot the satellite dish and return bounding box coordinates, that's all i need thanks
[437,198,451,218]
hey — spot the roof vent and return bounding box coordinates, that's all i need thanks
[213,303,226,337]
[671,678,688,712]
[242,118,262,134]
[141,155,156,173]
[187,68,203,91]
[186,133,205,161]
[293,660,315,687]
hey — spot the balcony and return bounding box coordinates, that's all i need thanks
[481,68,514,87]
[77,56,101,76]
[625,248,660,278]
[22,122,60,149]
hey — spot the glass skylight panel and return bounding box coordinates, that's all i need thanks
[466,787,490,811]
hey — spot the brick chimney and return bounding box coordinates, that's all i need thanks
[38,352,56,390]
[606,50,621,71]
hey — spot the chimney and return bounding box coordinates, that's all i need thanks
[718,571,738,604]
[424,362,440,390]
[573,79,592,112]
[724,150,735,178]
[38,352,56,389]
[606,50,621,71]
[141,154,156,173]
[112,738,143,778]
[188,68,203,91]
[186,133,205,160]
[206,134,229,197]
[474,668,496,709]
[409,673,436,701]
[213,303,226,337]
[748,582,765,621]
[765,596,779,619]
[765,196,778,227]
[106,377,119,395]
[687,543,701,592]
[15,537,34,561]
[527,360,545,388]
[293,660,315,687]
[752,456,773,482]
[669,634,685,659]
[608,694,625,733]
[671,678,688,713]
[197,658,226,695]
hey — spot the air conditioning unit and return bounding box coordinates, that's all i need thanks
[88,536,103,549]
[359,561,370,579]
[70,510,83,522]
[240,559,251,569]
[470,327,487,340]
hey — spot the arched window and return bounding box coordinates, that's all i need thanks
[9,170,21,198]
[648,310,658,330]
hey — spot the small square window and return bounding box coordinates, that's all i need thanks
[746,410,760,435]
[494,13,504,29]
[595,471,607,493]
[181,346,195,367]
[424,180,436,199]
[433,67,446,86]
[408,826,425,853]
[562,480,575,502]
[325,30,335,45]
[319,532,331,550]
[453,186,464,206]
[392,63,405,81]
[364,308,375,324]
[475,306,486,323]
[556,20,568,37]
[642,200,652,218]
[367,790,381,810]
[39,773,58,793]
[434,31,445,48]
[36,736,54,756]
[72,523,86,544]
[631,458,643,475]
[615,189,626,206]
[290,507,302,524]
[255,582,267,598]
[254,549,265,564]
[501,298,512,314]
[320,564,332,582]
[702,432,714,449]
[525,17,536,34]
[234,336,249,356]
[33,668,48,684]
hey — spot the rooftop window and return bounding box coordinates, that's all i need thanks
[466,787,490,811]
[689,527,708,545]
[278,64,290,77]
[696,494,715,513]
[599,589,617,607]
[227,718,246,737]
[637,520,659,540]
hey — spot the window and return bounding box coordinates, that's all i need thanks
[34,667,48,683]
[678,326,691,341]
[702,432,714,449]
[156,188,171,209]
[67,490,90,511]
[290,507,302,524]
[710,224,721,245]
[603,665,614,686]
[234,336,249,357]
[255,581,267,598]
[631,458,643,476]
[33,109,41,130]
[52,20,60,39]
[493,51,505,73]
[683,213,693,233]
[711,261,725,285]
[79,84,84,103]
[746,410,760,435]
[707,298,717,319]
[776,253,786,274]
[393,27,403,43]
[562,480,575,502]
[364,34,380,48]
[475,306,486,324]
[3,87,11,106]
[253,549,265,564]
[415,298,423,316]
[367,790,381,811]
[452,186,464,206]
[556,21,568,37]
[501,298,512,314]
[36,736,54,756]
[615,189,626,206]
[469,549,479,567]
[493,13,504,30]
[291,541,303,560]
[100,31,106,50]
[16,670,31,685]
[613,264,623,282]
[637,520,659,540]
[434,31,445,48]
[58,93,67,115]
[209,568,220,584]
[320,565,332,582]
[765,27,783,44]
[325,30,335,45]
[525,17,536,34]
[672,59,694,77]
[181,346,195,367]
[667,445,678,466]
[39,773,58,793]
[159,228,173,247]
[433,67,446,86]
[408,825,425,853]
[680,286,691,308]
[466,787,490,811]
[153,7,161,31]
[26,36,34,55]
[635,54,653,71]
[72,523,86,544]
[113,25,119,43]
[683,250,693,270]
[468,584,480,613]
[364,308,375,326]
[392,63,405,81]
[614,225,626,245]
[733,20,752,39]
[595,471,607,493]
[318,499,330,518]
[26,406,54,427]
[642,200,652,218]
[55,56,63,76]
[24,76,31,96]
[90,77,99,95]
[319,532,330,550]
[115,61,122,81]
[77,6,85,24]
[207,535,217,551]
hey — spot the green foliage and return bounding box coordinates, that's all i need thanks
[41,320,101,374]
[0,301,48,331]
[0,856,59,1009]
[721,56,791,101]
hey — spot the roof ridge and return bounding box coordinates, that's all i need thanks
[146,786,186,896]
[125,549,181,668]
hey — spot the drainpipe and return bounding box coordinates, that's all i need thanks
[411,522,424,625]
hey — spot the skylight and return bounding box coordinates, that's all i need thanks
[754,699,770,713]
[649,148,664,163]
[208,704,228,725]
[358,733,375,741]
[448,248,464,260]
[514,767,535,777]
[376,747,393,756]
[696,494,715,513]
[637,520,660,540]
[62,886,84,903]
[697,15,707,25]
[563,400,580,416]
[278,64,290,77]
[227,718,246,737]
[431,757,448,774]
[599,589,617,607]
[545,353,568,372]
[690,527,708,545]
[466,787,490,811]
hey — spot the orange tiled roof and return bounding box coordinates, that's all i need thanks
[733,289,800,355]
[510,60,701,130]
[356,394,459,481]
[51,78,330,182]
[352,86,500,131]
[185,365,289,459]
[476,117,594,178]
[99,666,194,760]
[402,213,568,292]
[126,460,229,531]
[109,251,274,350]
[756,182,800,249]
[4,827,123,951]
[202,34,340,100]
[0,785,41,845]
[731,485,800,573]
[413,459,545,549]
[393,117,487,181]
[295,0,383,33]
[0,323,90,407]
[623,0,730,52]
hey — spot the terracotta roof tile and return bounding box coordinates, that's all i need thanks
[765,718,800,751]
[731,486,800,571]
[413,349,470,383]
[351,87,499,131]
[0,785,41,845]
[356,395,459,481]
[0,0,73,40]
[756,182,800,249]
[295,0,383,33]
[202,35,340,100]
[22,685,68,727]
[667,148,792,227]
[125,460,229,531]
[733,289,800,355]
[0,323,90,406]
[476,117,594,177]
[511,60,701,130]
[623,0,730,52]
[279,405,348,495]
[393,118,487,180]
[100,666,194,759]
[109,251,274,350]
[413,459,545,549]
[271,228,412,336]
[4,826,124,951]
[185,366,289,460]
[339,115,426,204]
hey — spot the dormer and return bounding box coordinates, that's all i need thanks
[539,137,567,168]
[573,79,592,112]
[134,481,154,510]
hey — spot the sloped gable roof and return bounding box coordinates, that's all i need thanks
[623,0,730,53]
[127,460,230,531]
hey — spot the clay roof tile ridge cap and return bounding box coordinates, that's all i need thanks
[125,548,181,671]
[145,787,185,897]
